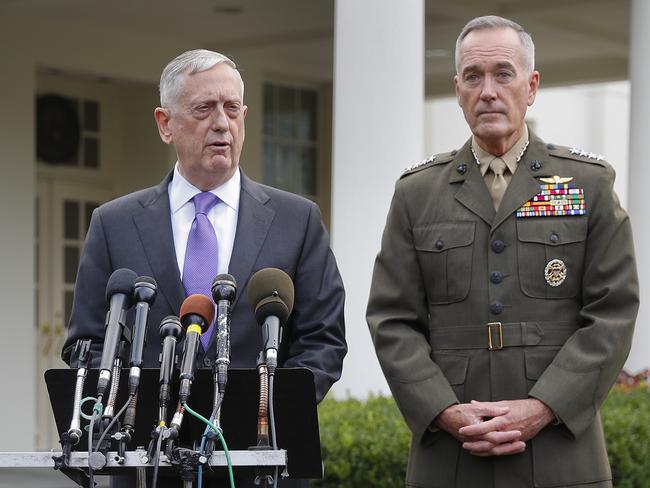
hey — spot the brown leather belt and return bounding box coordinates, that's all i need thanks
[431,321,577,351]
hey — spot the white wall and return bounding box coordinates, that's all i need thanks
[0,29,37,452]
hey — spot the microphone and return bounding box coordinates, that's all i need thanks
[127,276,157,395]
[178,294,215,403]
[97,268,137,399]
[211,274,237,392]
[158,316,183,422]
[247,268,295,373]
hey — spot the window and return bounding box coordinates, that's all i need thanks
[36,93,101,168]
[262,83,319,199]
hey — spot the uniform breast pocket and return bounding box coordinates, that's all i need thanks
[516,218,587,299]
[413,222,475,304]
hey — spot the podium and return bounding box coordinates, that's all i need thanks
[0,367,322,486]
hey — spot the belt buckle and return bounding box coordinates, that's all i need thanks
[487,322,503,351]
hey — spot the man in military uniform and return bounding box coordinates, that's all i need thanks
[367,15,638,488]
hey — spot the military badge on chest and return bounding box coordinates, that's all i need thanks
[545,258,567,286]
[516,176,586,218]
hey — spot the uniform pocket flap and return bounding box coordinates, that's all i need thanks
[414,222,475,253]
[525,347,561,380]
[432,352,469,385]
[517,218,587,246]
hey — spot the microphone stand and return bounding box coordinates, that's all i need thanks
[53,339,92,471]
[250,353,273,488]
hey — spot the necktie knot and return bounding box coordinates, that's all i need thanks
[193,192,219,216]
[489,157,507,177]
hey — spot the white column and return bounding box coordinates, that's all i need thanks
[0,33,37,449]
[626,0,650,374]
[331,0,424,397]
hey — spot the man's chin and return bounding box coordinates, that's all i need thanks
[473,123,510,141]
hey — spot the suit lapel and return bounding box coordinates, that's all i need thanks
[492,135,547,231]
[133,173,185,316]
[453,141,496,226]
[228,172,275,309]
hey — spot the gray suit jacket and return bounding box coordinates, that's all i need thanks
[63,170,346,402]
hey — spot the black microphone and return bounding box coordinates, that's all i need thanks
[247,268,295,373]
[211,274,237,392]
[178,294,215,403]
[127,276,157,395]
[158,316,183,422]
[97,268,137,399]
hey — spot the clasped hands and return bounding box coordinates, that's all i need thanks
[434,398,554,456]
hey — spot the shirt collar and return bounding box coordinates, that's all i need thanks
[473,125,529,177]
[169,163,241,214]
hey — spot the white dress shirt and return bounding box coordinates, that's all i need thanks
[168,163,240,280]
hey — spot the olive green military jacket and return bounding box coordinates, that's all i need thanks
[367,133,638,488]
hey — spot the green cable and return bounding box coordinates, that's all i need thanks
[80,396,102,421]
[182,402,235,488]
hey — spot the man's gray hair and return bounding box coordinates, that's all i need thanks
[455,15,535,74]
[159,49,244,110]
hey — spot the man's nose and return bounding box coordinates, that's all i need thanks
[210,106,229,131]
[480,76,498,101]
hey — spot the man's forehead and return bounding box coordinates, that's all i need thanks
[181,66,244,100]
[458,29,524,69]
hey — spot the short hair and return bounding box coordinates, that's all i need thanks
[159,49,244,110]
[455,15,535,74]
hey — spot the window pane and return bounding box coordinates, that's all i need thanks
[262,141,276,186]
[64,246,79,284]
[277,86,296,138]
[64,200,80,240]
[83,100,100,131]
[301,147,317,196]
[298,90,317,141]
[84,137,99,168]
[263,84,275,136]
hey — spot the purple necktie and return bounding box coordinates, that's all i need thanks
[182,192,219,349]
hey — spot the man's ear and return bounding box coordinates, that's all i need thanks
[154,107,173,144]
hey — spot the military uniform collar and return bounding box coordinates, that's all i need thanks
[472,125,529,177]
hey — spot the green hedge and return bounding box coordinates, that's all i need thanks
[314,385,650,487]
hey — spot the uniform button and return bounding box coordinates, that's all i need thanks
[549,232,559,243]
[451,149,458,156]
[490,271,503,284]
[530,160,543,171]
[203,357,212,367]
[491,239,505,253]
[547,143,557,150]
[490,302,504,314]
[456,163,467,175]
[435,239,444,250]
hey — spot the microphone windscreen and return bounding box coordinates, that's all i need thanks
[247,268,295,325]
[105,268,138,304]
[180,294,215,330]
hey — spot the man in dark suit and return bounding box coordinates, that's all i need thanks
[62,49,346,404]
[367,16,637,487]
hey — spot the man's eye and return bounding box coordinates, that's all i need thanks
[464,74,479,82]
